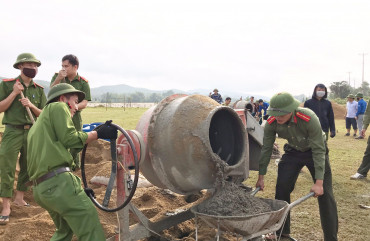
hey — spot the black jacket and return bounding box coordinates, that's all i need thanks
[304,84,335,133]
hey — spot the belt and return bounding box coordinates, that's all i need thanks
[27,167,71,186]
[6,124,32,130]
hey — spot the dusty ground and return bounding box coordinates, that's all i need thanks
[0,139,243,241]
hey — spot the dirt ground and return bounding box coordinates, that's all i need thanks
[0,139,244,241]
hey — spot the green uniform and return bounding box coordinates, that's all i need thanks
[50,73,91,168]
[355,100,370,176]
[0,76,46,197]
[27,102,105,241]
[259,107,338,241]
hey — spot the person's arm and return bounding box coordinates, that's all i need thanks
[328,102,336,137]
[77,100,88,111]
[50,71,66,87]
[255,122,277,190]
[307,114,326,196]
[18,98,43,117]
[0,81,23,113]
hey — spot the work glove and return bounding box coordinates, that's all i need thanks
[330,131,336,138]
[84,187,96,198]
[96,120,118,140]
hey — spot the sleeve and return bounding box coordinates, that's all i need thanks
[82,82,91,101]
[39,89,47,109]
[50,103,88,149]
[356,102,361,116]
[363,100,370,129]
[307,115,326,180]
[258,123,277,175]
[0,82,9,101]
[327,102,335,133]
[50,73,58,86]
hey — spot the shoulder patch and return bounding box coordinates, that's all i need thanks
[33,82,44,89]
[267,116,276,124]
[296,112,311,122]
[2,78,15,82]
[79,76,88,82]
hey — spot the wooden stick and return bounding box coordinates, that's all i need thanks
[20,92,35,124]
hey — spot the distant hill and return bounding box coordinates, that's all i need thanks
[0,76,307,102]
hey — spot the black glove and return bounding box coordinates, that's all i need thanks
[84,187,96,198]
[330,132,336,138]
[96,120,118,140]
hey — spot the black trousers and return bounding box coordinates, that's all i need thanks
[275,145,338,241]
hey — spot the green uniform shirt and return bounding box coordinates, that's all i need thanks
[362,100,370,129]
[27,102,88,180]
[259,107,326,180]
[0,76,47,125]
[50,73,91,101]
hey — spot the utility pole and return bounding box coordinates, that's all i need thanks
[359,53,368,83]
[348,72,351,85]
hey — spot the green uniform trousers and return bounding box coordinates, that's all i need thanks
[276,144,338,241]
[0,126,29,197]
[71,111,82,169]
[357,136,370,177]
[33,172,105,241]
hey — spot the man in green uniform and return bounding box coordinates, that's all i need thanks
[255,92,338,241]
[50,54,91,169]
[350,98,370,179]
[0,53,47,224]
[27,83,117,240]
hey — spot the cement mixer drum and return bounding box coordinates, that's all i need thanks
[136,94,248,195]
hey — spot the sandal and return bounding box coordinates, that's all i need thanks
[0,216,9,225]
[13,202,30,207]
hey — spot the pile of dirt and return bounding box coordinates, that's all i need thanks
[331,102,346,119]
[198,182,271,216]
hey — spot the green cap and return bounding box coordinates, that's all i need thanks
[13,53,41,69]
[355,93,363,98]
[347,94,355,99]
[47,83,85,104]
[267,92,300,116]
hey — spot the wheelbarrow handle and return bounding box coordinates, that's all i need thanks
[289,192,315,210]
[250,187,261,196]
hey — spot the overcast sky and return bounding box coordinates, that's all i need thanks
[1,0,370,97]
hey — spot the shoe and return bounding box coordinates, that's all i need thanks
[345,133,350,136]
[0,216,9,225]
[353,134,357,137]
[350,173,365,180]
[355,136,364,139]
[265,233,297,241]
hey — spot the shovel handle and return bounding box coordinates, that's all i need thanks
[20,92,35,124]
[250,187,261,196]
[288,192,315,210]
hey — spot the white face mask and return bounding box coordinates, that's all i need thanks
[316,91,325,97]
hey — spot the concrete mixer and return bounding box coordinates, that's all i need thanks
[81,94,263,241]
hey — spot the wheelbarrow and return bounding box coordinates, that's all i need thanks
[190,188,314,241]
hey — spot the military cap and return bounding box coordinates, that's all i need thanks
[13,53,41,69]
[347,94,355,99]
[355,93,363,98]
[267,92,300,116]
[47,83,85,104]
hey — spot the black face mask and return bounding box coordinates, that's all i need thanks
[22,68,37,78]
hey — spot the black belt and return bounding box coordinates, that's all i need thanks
[6,124,32,130]
[28,167,71,186]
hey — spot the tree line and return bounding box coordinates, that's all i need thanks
[93,90,177,103]
[329,81,370,99]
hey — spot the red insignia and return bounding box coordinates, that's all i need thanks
[267,116,276,124]
[33,82,44,89]
[79,76,88,82]
[2,78,15,82]
[296,112,311,122]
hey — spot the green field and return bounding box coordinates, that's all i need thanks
[0,107,369,240]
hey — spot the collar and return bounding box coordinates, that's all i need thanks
[65,73,80,82]
[16,75,37,88]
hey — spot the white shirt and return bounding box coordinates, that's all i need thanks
[346,101,358,118]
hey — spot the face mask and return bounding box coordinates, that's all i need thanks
[316,91,325,97]
[22,68,37,78]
